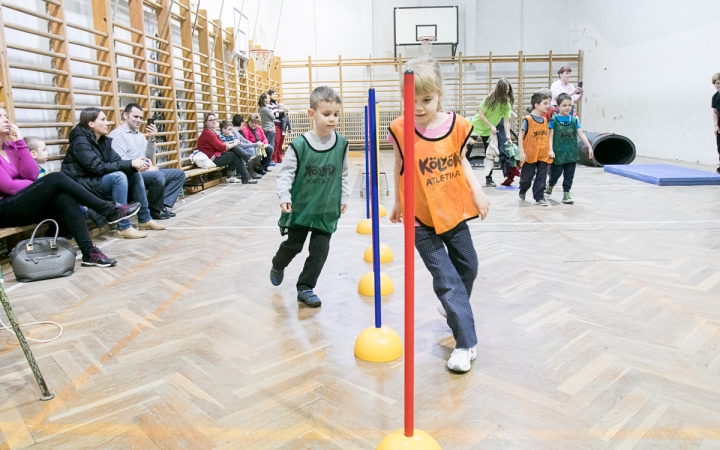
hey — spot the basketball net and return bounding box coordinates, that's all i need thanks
[419,36,436,56]
[250,48,273,72]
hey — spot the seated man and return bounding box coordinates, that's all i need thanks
[110,103,186,220]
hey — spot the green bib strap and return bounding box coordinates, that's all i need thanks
[551,116,580,165]
[278,132,347,235]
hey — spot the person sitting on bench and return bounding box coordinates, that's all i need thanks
[110,103,185,220]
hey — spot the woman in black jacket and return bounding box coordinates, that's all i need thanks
[0,106,140,268]
[62,108,165,239]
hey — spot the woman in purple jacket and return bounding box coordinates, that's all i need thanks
[0,107,139,268]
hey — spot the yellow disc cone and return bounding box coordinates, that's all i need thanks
[376,429,442,450]
[358,271,394,296]
[364,243,394,263]
[357,218,372,234]
[377,204,387,217]
[354,326,403,362]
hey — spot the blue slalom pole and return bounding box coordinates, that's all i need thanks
[368,89,382,329]
[364,105,371,220]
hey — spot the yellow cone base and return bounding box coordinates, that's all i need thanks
[357,218,372,234]
[358,272,394,296]
[376,429,442,450]
[364,243,394,263]
[354,326,403,362]
[377,204,387,217]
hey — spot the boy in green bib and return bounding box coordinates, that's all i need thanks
[546,93,592,204]
[270,86,349,307]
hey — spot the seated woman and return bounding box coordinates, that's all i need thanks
[0,107,139,268]
[197,113,256,185]
[62,107,165,239]
[231,114,263,177]
[241,113,273,174]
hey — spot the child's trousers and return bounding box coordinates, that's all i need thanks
[272,226,332,291]
[415,221,478,349]
[548,162,576,192]
[519,161,549,201]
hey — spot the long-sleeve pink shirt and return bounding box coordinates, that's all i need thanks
[0,139,39,199]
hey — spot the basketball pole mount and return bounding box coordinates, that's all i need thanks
[355,89,401,363]
[376,71,441,450]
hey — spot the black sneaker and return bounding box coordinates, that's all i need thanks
[536,198,549,206]
[485,176,496,187]
[107,202,141,224]
[297,290,322,308]
[270,267,284,286]
[81,247,117,267]
[162,208,176,217]
[519,192,526,201]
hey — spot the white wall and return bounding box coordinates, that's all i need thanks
[576,0,720,164]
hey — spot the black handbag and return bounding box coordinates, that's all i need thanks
[8,219,77,283]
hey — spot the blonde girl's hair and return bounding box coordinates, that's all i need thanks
[485,78,514,111]
[401,57,444,110]
[247,113,262,124]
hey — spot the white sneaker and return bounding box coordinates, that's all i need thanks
[447,347,477,373]
[226,176,242,184]
[437,302,447,318]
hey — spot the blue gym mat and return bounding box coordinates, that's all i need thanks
[604,164,720,186]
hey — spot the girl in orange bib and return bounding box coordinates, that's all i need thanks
[388,57,490,373]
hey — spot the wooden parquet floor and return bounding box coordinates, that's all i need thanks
[2,154,720,449]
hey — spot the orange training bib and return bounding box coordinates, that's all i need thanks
[389,113,479,234]
[522,114,552,164]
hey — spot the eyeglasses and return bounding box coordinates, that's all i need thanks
[207,118,217,122]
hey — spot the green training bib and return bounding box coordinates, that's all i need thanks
[551,116,580,165]
[278,133,347,235]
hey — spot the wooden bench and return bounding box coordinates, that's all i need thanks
[182,167,224,192]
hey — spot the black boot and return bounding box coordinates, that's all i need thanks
[485,176,496,187]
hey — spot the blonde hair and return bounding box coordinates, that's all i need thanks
[713,72,720,84]
[25,136,44,152]
[401,57,444,101]
[247,113,262,125]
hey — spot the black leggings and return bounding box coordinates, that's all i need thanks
[0,172,115,256]
[272,226,332,291]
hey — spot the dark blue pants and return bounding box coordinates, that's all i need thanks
[548,162,576,192]
[519,161,549,201]
[415,221,478,348]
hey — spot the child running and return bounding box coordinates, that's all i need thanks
[519,91,554,206]
[270,86,349,308]
[546,93,592,204]
[388,57,490,373]
[469,78,515,187]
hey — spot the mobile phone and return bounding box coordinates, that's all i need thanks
[146,118,155,126]
[577,81,583,88]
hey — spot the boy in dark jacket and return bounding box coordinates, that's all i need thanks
[61,107,165,238]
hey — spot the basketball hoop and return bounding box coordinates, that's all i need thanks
[418,36,436,55]
[250,48,273,72]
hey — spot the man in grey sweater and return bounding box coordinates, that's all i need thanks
[109,103,186,220]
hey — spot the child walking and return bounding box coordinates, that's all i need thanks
[519,92,554,206]
[389,57,490,373]
[470,78,515,187]
[270,86,350,308]
[546,93,592,204]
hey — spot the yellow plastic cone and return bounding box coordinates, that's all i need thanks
[357,218,372,234]
[354,326,403,362]
[376,429,442,449]
[364,243,394,263]
[358,271,394,296]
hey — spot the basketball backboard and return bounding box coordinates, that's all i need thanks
[394,6,458,57]
[233,7,249,59]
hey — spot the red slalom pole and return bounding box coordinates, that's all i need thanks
[402,70,415,437]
